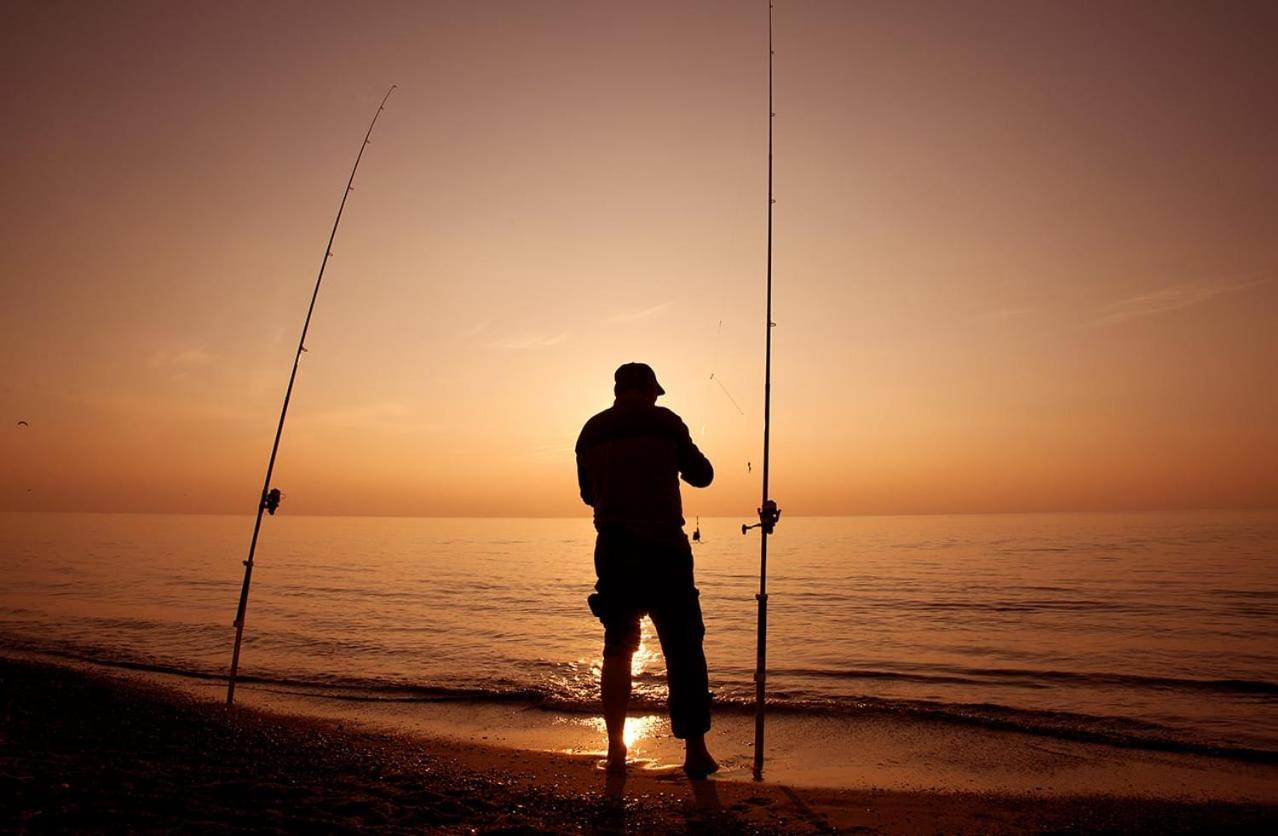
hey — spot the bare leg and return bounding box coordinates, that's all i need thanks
[683,733,719,778]
[601,654,632,772]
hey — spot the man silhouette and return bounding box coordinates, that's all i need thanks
[575,362,718,777]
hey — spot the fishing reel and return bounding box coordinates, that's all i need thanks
[261,488,283,516]
[741,499,781,536]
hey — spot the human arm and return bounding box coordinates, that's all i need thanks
[576,452,595,506]
[674,417,713,488]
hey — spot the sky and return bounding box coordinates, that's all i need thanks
[2,0,1276,517]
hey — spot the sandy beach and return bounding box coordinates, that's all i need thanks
[3,656,1275,834]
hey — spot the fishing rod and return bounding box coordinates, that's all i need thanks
[226,85,397,705]
[740,1,781,781]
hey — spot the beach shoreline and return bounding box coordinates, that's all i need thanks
[3,656,1276,833]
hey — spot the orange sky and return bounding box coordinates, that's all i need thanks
[3,1,1276,517]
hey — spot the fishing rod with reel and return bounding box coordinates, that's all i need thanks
[739,0,781,781]
[226,85,397,705]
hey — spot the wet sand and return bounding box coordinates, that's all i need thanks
[2,657,1276,834]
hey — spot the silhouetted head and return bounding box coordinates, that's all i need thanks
[614,362,664,404]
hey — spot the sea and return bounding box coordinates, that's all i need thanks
[2,510,1276,763]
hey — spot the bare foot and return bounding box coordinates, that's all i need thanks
[682,738,719,779]
[606,740,627,774]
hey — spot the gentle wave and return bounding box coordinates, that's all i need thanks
[773,665,1278,695]
[13,641,1277,765]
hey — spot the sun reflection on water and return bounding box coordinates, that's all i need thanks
[631,629,660,676]
[624,713,662,747]
[582,713,663,749]
[560,621,672,756]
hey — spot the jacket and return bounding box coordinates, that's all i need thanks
[575,399,713,541]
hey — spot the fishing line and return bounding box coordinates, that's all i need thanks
[711,373,746,416]
[697,320,722,441]
[698,320,747,441]
[690,320,748,547]
[226,85,397,705]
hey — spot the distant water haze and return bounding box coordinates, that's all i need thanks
[2,510,1275,759]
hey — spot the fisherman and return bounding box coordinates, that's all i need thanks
[575,362,718,777]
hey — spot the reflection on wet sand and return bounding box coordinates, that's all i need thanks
[579,714,667,766]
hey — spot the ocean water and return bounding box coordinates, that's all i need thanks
[1,510,1276,760]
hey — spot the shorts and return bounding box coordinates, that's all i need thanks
[588,528,702,657]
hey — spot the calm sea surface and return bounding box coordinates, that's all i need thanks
[2,511,1276,757]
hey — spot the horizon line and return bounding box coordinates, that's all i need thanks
[2,506,1275,520]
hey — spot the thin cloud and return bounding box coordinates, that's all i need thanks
[969,306,1035,323]
[310,401,409,425]
[608,302,672,323]
[147,347,214,369]
[300,401,443,433]
[1088,278,1269,328]
[524,440,575,462]
[491,332,569,350]
[68,390,256,423]
[461,319,491,338]
[146,346,216,382]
